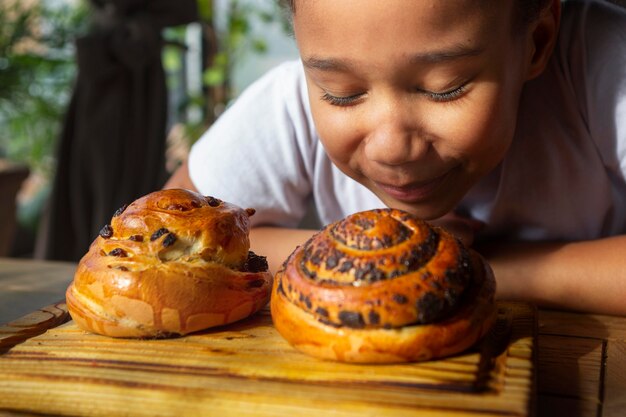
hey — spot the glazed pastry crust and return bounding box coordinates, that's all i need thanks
[66,189,272,338]
[271,208,497,363]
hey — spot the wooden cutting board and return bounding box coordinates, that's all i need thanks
[0,301,536,417]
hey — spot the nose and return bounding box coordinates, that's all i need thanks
[363,101,430,167]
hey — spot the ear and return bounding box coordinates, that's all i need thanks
[524,0,561,81]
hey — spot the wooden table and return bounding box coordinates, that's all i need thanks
[0,258,75,324]
[0,257,624,417]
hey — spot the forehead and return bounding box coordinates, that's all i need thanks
[293,0,514,60]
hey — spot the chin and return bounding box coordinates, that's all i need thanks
[381,198,457,221]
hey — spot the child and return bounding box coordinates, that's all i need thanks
[166,0,626,315]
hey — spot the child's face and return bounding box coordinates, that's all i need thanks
[294,0,534,220]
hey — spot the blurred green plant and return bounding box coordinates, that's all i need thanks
[2,0,290,176]
[201,0,287,90]
[1,0,290,253]
[163,0,291,144]
[0,0,89,179]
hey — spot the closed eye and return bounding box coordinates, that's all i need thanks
[420,84,468,102]
[320,91,365,107]
[321,82,468,106]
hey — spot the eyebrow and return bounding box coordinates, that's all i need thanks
[303,45,484,71]
[410,45,485,64]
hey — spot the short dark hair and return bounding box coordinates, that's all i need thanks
[278,0,294,13]
[516,0,553,30]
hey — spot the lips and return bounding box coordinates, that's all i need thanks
[374,172,449,203]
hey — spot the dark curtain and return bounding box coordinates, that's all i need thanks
[37,0,198,261]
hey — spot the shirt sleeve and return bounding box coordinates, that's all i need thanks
[563,1,626,176]
[188,61,317,227]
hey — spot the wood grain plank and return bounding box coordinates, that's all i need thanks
[0,302,69,351]
[537,334,603,401]
[603,340,626,417]
[0,302,535,417]
[539,310,626,340]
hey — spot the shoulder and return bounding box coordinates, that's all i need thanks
[187,60,320,225]
[560,0,626,32]
[238,60,306,99]
[553,0,626,165]
[235,60,311,130]
[197,59,312,141]
[558,0,626,69]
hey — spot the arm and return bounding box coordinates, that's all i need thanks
[432,212,626,315]
[163,159,197,191]
[250,227,318,275]
[472,3,626,316]
[478,236,626,316]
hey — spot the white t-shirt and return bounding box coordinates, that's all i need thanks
[189,0,626,242]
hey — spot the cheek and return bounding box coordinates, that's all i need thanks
[475,88,521,167]
[460,53,527,171]
[435,84,520,173]
[309,101,364,166]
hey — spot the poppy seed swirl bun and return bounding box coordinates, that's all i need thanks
[66,189,272,338]
[271,208,496,363]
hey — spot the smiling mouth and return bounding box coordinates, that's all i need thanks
[374,172,450,203]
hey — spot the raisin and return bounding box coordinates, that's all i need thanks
[108,248,127,257]
[99,224,113,239]
[393,294,409,304]
[315,307,329,317]
[368,268,385,282]
[129,234,143,242]
[338,311,365,329]
[368,310,381,325]
[416,292,445,323]
[298,293,312,309]
[206,196,221,207]
[308,249,322,266]
[162,233,177,247]
[325,255,338,269]
[338,260,353,273]
[150,228,169,241]
[354,217,375,230]
[244,251,268,272]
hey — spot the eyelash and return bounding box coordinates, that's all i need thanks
[424,84,467,102]
[320,84,468,107]
[320,92,364,107]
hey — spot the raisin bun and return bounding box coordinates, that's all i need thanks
[66,189,272,338]
[271,208,496,363]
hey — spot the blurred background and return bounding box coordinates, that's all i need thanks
[1,0,624,262]
[0,0,297,261]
